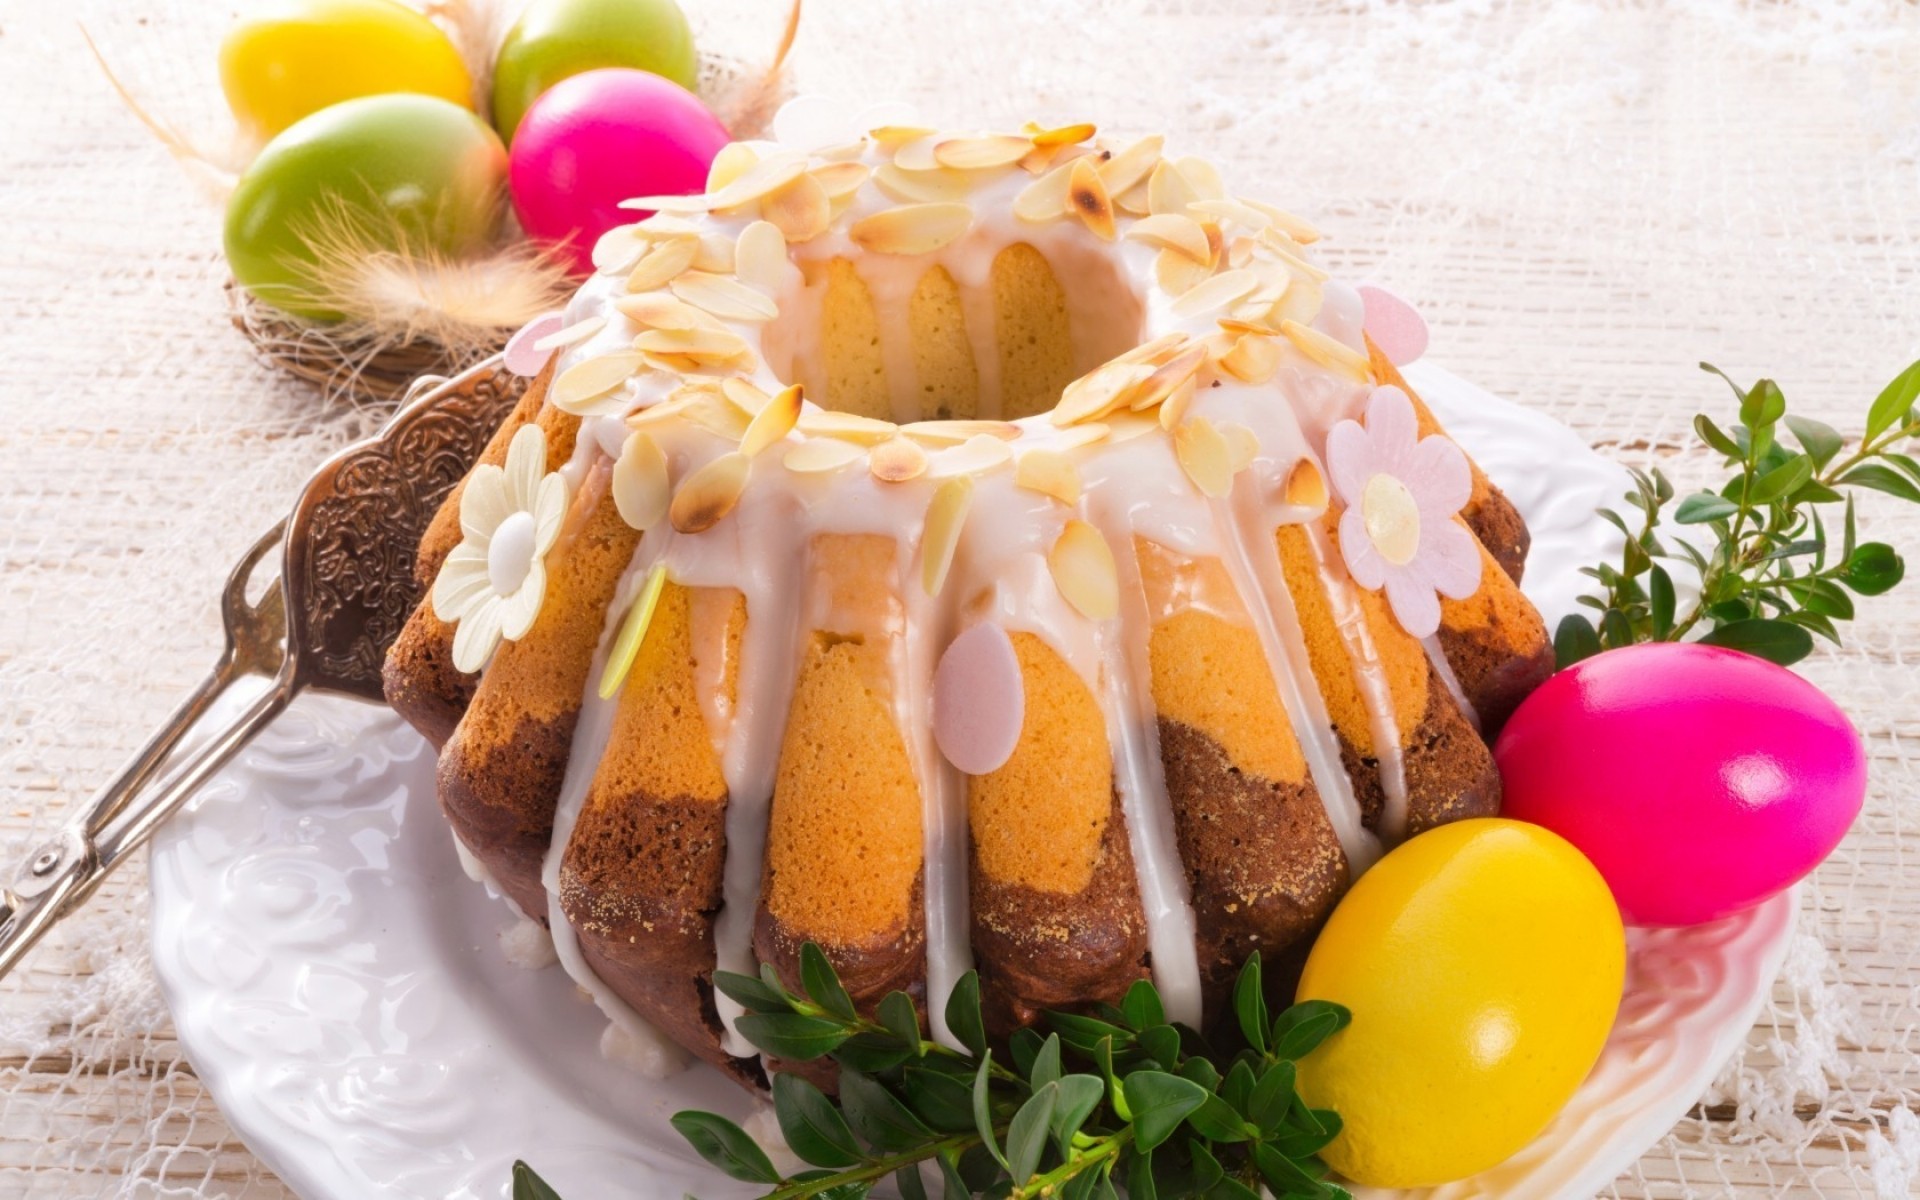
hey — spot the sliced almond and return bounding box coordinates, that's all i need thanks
[903,419,1023,445]
[596,563,669,699]
[783,437,866,473]
[1104,412,1162,444]
[1171,268,1259,319]
[672,271,779,322]
[1054,423,1111,451]
[928,433,1014,477]
[626,236,699,293]
[1114,178,1154,217]
[533,315,608,353]
[1015,447,1081,504]
[1174,416,1234,498]
[921,476,974,596]
[814,139,868,162]
[1272,278,1325,328]
[935,134,1032,170]
[1128,344,1207,411]
[669,451,751,533]
[1227,235,1257,271]
[1031,122,1096,147]
[692,232,736,274]
[1223,423,1260,472]
[1051,359,1155,426]
[1098,134,1164,198]
[1124,213,1210,263]
[760,172,830,242]
[798,410,900,444]
[633,213,702,238]
[1114,332,1189,367]
[1154,247,1213,296]
[709,154,808,211]
[1147,159,1199,217]
[1280,318,1372,383]
[869,124,935,148]
[873,161,975,204]
[615,293,722,332]
[739,383,803,458]
[1244,197,1322,244]
[679,391,752,440]
[617,192,713,214]
[706,141,760,193]
[1254,233,1330,282]
[1190,197,1272,233]
[849,203,973,256]
[1173,155,1226,201]
[1218,332,1282,384]
[634,326,752,366]
[811,160,872,201]
[1013,160,1076,222]
[625,391,699,429]
[611,432,670,531]
[869,435,929,482]
[1067,155,1115,241]
[552,351,644,415]
[1158,374,1196,429]
[1049,520,1118,621]
[592,224,652,275]
[735,220,790,291]
[1284,459,1329,510]
[891,134,944,173]
[720,377,770,415]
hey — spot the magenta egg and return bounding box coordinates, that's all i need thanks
[1494,642,1865,926]
[508,67,729,275]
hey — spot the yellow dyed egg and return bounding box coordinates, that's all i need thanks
[1295,818,1626,1189]
[219,0,473,139]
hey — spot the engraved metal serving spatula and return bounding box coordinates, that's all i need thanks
[0,358,527,979]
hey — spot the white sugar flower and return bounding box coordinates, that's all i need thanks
[1325,385,1481,638]
[432,424,571,673]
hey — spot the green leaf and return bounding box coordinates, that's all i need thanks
[1049,1074,1107,1149]
[945,972,988,1059]
[833,1033,916,1075]
[736,1011,851,1061]
[773,1072,864,1169]
[670,1111,782,1184]
[1698,618,1815,665]
[972,1055,1009,1169]
[1866,358,1920,443]
[1186,1138,1228,1192]
[713,969,792,1015]
[1232,951,1268,1055]
[512,1162,563,1200]
[1122,1071,1209,1153]
[1252,1142,1325,1198]
[902,1063,977,1133]
[1648,565,1676,638]
[938,1153,973,1200]
[1752,455,1813,503]
[1842,542,1904,595]
[1095,1038,1129,1121]
[839,1069,934,1154]
[1785,414,1845,468]
[1047,1012,1132,1055]
[1177,1056,1220,1093]
[1139,1024,1182,1070]
[1005,1081,1059,1183]
[1220,1059,1257,1115]
[896,1164,930,1200]
[1838,463,1920,503]
[1694,412,1742,458]
[800,943,857,1021]
[1030,1033,1063,1090]
[1009,1027,1044,1079]
[1553,613,1603,668]
[1248,1060,1298,1133]
[1600,608,1634,650]
[1674,492,1739,524]
[1271,1001,1351,1061]
[1125,1149,1158,1200]
[1121,979,1165,1031]
[1184,1092,1254,1143]
[1784,610,1843,646]
[1789,576,1855,619]
[879,991,924,1053]
[1743,377,1787,433]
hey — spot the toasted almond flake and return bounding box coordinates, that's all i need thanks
[1190,197,1272,233]
[1053,424,1111,451]
[761,171,830,242]
[1219,332,1283,384]
[1284,459,1330,509]
[1272,278,1325,327]
[921,476,974,596]
[533,315,608,353]
[735,220,790,291]
[1013,160,1076,222]
[1254,233,1331,282]
[934,134,1032,170]
[1154,247,1213,296]
[552,351,644,414]
[1223,423,1260,472]
[1017,143,1061,174]
[1015,447,1081,504]
[903,419,1023,445]
[633,214,702,238]
[592,225,651,274]
[615,293,722,332]
[709,155,809,211]
[1170,268,1259,319]
[679,392,752,439]
[1032,122,1096,147]
[739,383,803,457]
[929,433,1014,477]
[1280,318,1373,382]
[618,192,713,213]
[1158,375,1196,429]
[611,432,670,531]
[692,232,736,274]
[671,271,779,322]
[1243,197,1321,244]
[1051,359,1156,426]
[1115,332,1189,367]
[1098,135,1164,197]
[1174,416,1234,498]
[783,437,866,473]
[849,203,973,256]
[1067,155,1115,241]
[706,141,759,193]
[720,377,770,414]
[868,435,929,482]
[597,564,669,699]
[1128,344,1207,411]
[891,134,943,172]
[811,160,872,200]
[1049,520,1118,621]
[625,392,698,428]
[625,236,699,293]
[1227,236,1257,270]
[1124,213,1210,262]
[1174,155,1226,201]
[870,124,935,147]
[798,410,899,444]
[872,161,975,204]
[669,451,750,533]
[1104,412,1161,444]
[634,326,752,364]
[814,139,868,162]
[1146,159,1199,217]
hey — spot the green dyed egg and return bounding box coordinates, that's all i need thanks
[492,0,699,144]
[224,94,507,322]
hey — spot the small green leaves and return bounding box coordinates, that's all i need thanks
[801,943,857,1021]
[735,1011,853,1061]
[841,1069,934,1153]
[946,971,988,1059]
[1674,492,1737,524]
[1122,1072,1209,1152]
[1866,358,1920,442]
[775,1073,863,1168]
[1698,618,1815,665]
[1843,542,1904,595]
[1005,1082,1059,1182]
[1786,414,1844,468]
[670,1111,782,1184]
[1554,612,1603,669]
[1232,951,1268,1055]
[1270,1001,1350,1062]
[511,1161,563,1200]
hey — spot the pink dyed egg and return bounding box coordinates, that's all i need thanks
[508,67,728,275]
[1495,642,1865,926]
[933,623,1025,776]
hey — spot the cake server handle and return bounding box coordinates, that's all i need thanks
[0,523,298,979]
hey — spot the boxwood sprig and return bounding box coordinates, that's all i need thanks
[1557,358,1919,668]
[515,945,1352,1200]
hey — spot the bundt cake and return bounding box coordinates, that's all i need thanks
[382,111,1555,1088]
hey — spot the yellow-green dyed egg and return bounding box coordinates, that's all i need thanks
[491,0,699,144]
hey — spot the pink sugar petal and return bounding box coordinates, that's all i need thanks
[1364,386,1421,474]
[1405,431,1473,517]
[503,312,568,378]
[1423,519,1484,598]
[933,622,1026,776]
[1324,418,1377,507]
[1384,570,1441,639]
[1359,285,1429,366]
[1338,506,1389,591]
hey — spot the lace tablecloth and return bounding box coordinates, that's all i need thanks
[1,1,1915,1196]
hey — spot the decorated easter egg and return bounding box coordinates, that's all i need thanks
[225,94,507,322]
[1495,641,1865,926]
[1296,818,1624,1189]
[219,0,473,139]
[492,0,699,144]
[509,68,728,276]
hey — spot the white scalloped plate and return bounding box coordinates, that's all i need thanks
[150,364,1796,1200]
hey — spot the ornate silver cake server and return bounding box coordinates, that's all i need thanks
[0,358,528,979]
